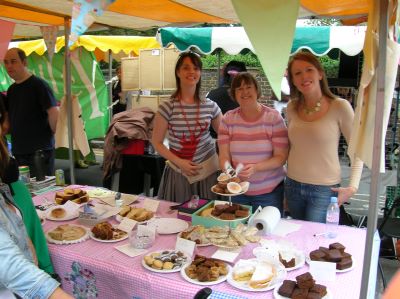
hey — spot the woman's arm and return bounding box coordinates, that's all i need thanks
[151,113,201,176]
[211,112,222,134]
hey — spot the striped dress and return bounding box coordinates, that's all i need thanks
[218,105,288,196]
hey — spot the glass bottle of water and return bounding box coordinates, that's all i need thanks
[326,197,340,238]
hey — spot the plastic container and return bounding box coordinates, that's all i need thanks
[326,197,340,238]
[18,166,30,187]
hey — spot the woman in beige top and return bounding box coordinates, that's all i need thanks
[285,52,363,223]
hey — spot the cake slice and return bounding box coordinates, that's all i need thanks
[248,262,275,289]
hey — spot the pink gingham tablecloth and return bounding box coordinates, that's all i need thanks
[35,187,366,299]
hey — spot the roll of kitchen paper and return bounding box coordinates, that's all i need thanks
[250,206,281,235]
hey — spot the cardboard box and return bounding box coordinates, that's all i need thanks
[191,201,252,228]
[176,198,210,222]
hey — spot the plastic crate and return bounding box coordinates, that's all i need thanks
[385,186,400,218]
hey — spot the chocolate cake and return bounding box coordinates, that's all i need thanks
[278,280,296,297]
[296,272,315,289]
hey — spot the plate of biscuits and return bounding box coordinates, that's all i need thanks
[116,206,154,223]
[142,250,189,273]
[46,224,89,245]
[89,222,128,243]
[181,255,231,286]
[46,206,79,221]
[55,188,90,205]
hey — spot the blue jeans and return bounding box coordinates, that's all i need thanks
[284,177,339,223]
[232,181,284,214]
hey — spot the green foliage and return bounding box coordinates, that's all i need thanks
[319,56,339,78]
[201,51,261,68]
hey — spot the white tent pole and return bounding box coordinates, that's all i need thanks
[64,17,75,184]
[108,50,113,125]
[360,0,388,297]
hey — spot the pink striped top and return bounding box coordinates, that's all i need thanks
[218,105,288,195]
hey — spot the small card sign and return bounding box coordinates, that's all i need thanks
[175,237,196,257]
[137,224,156,239]
[63,200,80,213]
[118,218,137,233]
[143,199,159,212]
[115,244,148,257]
[211,249,241,263]
[309,261,336,282]
[214,200,229,206]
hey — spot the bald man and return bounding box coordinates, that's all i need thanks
[3,48,59,177]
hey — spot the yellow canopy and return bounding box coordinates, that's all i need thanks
[10,35,161,56]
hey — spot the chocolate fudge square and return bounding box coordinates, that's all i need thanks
[326,249,342,262]
[319,247,330,255]
[296,272,315,289]
[306,292,323,299]
[292,287,309,299]
[337,257,353,270]
[310,284,328,297]
[329,242,345,253]
[279,253,296,268]
[278,280,296,297]
[341,252,352,259]
[309,249,326,261]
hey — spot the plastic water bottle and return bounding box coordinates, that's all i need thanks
[115,192,123,208]
[326,197,340,238]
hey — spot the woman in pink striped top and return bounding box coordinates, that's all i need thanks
[218,72,289,212]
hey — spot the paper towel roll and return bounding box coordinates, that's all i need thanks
[251,206,281,235]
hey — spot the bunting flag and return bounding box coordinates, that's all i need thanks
[0,19,15,60]
[70,0,116,46]
[40,26,59,61]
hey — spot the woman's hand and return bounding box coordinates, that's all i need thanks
[177,159,202,177]
[331,186,357,206]
[238,164,257,180]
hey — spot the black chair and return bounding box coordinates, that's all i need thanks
[378,195,400,289]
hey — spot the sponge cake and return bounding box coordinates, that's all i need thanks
[248,262,275,289]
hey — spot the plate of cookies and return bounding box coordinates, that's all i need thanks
[46,206,79,221]
[116,206,154,223]
[211,173,250,196]
[181,255,231,286]
[142,250,189,273]
[178,225,212,247]
[306,242,354,273]
[55,188,90,205]
[273,272,332,299]
[89,222,128,243]
[46,224,89,245]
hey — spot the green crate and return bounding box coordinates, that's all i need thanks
[385,186,400,218]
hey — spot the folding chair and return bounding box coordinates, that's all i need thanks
[378,192,400,289]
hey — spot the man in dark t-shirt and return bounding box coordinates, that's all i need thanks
[3,48,59,177]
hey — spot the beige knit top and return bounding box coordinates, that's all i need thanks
[286,98,363,189]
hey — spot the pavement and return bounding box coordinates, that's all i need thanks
[54,152,399,296]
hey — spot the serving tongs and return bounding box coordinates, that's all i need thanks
[224,161,244,177]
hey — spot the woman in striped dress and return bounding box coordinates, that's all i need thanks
[152,52,222,202]
[218,72,289,213]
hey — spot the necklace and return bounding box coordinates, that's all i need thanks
[303,97,322,115]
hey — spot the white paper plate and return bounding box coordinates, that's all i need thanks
[45,206,79,221]
[180,264,232,286]
[273,283,332,299]
[45,225,90,245]
[305,256,355,273]
[89,226,128,243]
[141,250,189,273]
[253,247,305,272]
[177,232,211,247]
[227,260,286,292]
[210,213,250,222]
[153,218,189,234]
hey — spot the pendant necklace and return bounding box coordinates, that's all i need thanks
[303,97,322,115]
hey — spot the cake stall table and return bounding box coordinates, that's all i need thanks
[34,187,371,299]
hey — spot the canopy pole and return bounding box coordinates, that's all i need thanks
[108,50,113,125]
[217,49,221,87]
[64,17,75,184]
[360,0,388,297]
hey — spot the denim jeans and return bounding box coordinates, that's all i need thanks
[284,177,339,223]
[232,181,284,214]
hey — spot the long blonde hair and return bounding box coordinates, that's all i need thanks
[287,52,336,107]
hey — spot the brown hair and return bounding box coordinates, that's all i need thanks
[0,128,9,179]
[230,72,261,100]
[287,52,336,104]
[171,52,202,102]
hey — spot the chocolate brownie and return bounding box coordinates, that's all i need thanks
[319,247,330,255]
[278,280,296,297]
[292,287,309,299]
[306,292,323,299]
[341,252,352,259]
[296,272,315,289]
[329,242,346,253]
[279,253,296,268]
[326,249,342,262]
[310,284,328,297]
[309,249,326,261]
[337,257,353,270]
[219,213,236,220]
[235,209,249,218]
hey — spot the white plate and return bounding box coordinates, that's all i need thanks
[89,226,128,243]
[142,250,189,273]
[45,225,90,245]
[210,213,250,222]
[227,260,286,292]
[180,264,232,286]
[273,283,332,299]
[211,184,247,197]
[177,232,211,247]
[253,247,305,272]
[305,256,355,273]
[45,206,79,221]
[153,218,189,234]
[115,214,152,224]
